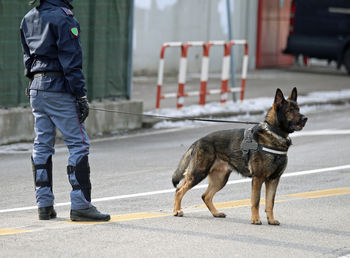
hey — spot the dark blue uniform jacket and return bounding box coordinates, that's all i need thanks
[20,0,86,97]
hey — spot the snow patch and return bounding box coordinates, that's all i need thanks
[156,0,177,10]
[298,89,350,104]
[148,89,350,118]
[149,89,350,129]
[135,0,152,10]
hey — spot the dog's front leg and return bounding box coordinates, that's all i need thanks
[265,177,281,225]
[250,176,264,225]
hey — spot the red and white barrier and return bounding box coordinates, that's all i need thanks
[177,41,206,109]
[156,42,182,110]
[199,42,213,106]
[155,40,249,110]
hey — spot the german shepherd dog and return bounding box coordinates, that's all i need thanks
[172,88,307,225]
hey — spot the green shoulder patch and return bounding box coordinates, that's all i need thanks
[71,27,79,37]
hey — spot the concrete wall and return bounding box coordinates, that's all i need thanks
[0,100,143,145]
[133,0,258,75]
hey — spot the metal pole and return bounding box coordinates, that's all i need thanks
[126,0,134,100]
[226,0,237,102]
[87,0,96,100]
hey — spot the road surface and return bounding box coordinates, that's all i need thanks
[0,105,350,257]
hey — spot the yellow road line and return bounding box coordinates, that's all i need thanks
[208,199,252,209]
[194,199,249,209]
[111,212,170,222]
[2,187,350,234]
[0,229,29,236]
[286,187,350,199]
[195,199,284,210]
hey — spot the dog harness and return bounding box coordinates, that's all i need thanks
[241,123,290,162]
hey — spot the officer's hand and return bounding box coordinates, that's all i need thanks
[77,96,89,124]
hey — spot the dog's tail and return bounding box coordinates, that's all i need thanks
[172,145,194,188]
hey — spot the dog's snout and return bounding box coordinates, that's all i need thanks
[301,115,308,124]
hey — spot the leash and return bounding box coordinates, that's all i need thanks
[90,107,260,125]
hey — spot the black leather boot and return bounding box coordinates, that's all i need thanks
[70,206,110,221]
[38,206,57,220]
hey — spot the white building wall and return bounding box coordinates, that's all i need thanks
[133,0,258,75]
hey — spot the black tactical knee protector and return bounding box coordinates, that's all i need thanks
[67,155,92,202]
[31,155,53,191]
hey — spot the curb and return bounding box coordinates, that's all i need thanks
[0,100,143,146]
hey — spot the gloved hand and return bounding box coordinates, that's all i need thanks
[77,96,89,124]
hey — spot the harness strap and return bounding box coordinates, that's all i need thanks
[241,127,257,161]
[241,125,288,164]
[260,146,288,155]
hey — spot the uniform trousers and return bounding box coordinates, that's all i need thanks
[30,89,91,210]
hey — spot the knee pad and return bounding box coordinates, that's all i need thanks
[31,155,53,191]
[67,155,91,202]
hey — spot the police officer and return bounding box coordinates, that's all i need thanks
[20,0,110,221]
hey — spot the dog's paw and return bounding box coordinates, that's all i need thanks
[250,219,262,225]
[173,210,184,217]
[213,212,226,218]
[268,219,280,226]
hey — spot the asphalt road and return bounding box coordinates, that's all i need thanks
[1,105,350,257]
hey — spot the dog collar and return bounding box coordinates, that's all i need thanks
[264,122,289,138]
[262,122,292,147]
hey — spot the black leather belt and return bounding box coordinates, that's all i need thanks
[33,72,64,78]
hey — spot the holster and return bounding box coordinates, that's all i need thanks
[26,78,32,98]
[24,68,33,98]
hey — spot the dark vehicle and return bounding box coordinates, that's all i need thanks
[283,0,350,74]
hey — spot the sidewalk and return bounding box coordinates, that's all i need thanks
[132,66,350,126]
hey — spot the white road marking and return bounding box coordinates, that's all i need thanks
[292,129,350,137]
[1,164,349,214]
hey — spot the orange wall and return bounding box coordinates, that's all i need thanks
[256,0,294,68]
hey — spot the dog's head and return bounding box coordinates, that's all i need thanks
[267,87,308,134]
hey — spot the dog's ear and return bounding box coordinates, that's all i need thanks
[288,87,298,102]
[274,88,285,107]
